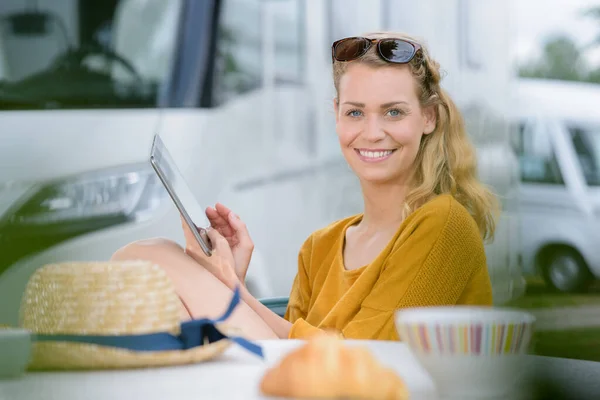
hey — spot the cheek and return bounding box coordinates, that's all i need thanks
[386,118,424,146]
[336,119,361,147]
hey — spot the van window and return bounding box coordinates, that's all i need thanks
[271,0,304,85]
[568,125,600,186]
[211,0,262,106]
[0,0,182,110]
[515,122,564,185]
[211,0,304,106]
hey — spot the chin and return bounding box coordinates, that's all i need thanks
[355,170,404,185]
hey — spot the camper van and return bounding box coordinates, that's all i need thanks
[513,78,600,293]
[0,0,522,325]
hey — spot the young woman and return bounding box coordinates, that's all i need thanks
[111,32,499,341]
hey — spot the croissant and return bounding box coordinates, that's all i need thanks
[260,334,409,400]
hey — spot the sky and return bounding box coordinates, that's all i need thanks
[512,0,600,67]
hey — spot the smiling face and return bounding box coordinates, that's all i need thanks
[334,63,436,185]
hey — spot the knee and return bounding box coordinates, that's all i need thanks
[111,237,184,262]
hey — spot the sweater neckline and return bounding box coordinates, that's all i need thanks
[337,212,408,274]
[338,214,364,273]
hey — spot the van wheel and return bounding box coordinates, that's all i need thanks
[541,248,592,293]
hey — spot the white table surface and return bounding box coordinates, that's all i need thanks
[2,339,600,400]
[0,340,439,400]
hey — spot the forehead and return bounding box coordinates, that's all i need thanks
[337,63,418,103]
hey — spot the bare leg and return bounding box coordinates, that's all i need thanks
[110,238,278,340]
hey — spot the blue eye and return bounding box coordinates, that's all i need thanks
[346,109,363,117]
[387,109,402,117]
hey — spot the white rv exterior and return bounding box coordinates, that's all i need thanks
[0,0,522,326]
[511,78,600,292]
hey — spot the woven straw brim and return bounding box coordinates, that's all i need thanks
[19,261,242,370]
[20,261,184,337]
[28,325,239,371]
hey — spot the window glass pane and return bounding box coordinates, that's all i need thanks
[511,122,526,155]
[272,0,303,85]
[212,0,262,105]
[0,0,182,110]
[518,125,564,185]
[459,0,486,69]
[568,125,600,187]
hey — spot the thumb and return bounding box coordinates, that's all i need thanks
[205,227,228,252]
[228,212,254,250]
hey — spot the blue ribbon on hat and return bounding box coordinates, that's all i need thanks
[32,286,264,359]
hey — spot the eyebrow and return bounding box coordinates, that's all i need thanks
[342,101,409,108]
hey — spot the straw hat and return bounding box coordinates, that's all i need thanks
[19,260,260,371]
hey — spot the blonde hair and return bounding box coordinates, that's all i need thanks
[333,32,499,241]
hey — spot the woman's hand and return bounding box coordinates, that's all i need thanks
[182,216,292,339]
[205,203,254,285]
[181,216,239,290]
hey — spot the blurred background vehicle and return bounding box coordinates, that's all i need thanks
[0,0,522,326]
[512,78,600,293]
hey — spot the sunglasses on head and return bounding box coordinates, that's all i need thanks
[331,36,422,64]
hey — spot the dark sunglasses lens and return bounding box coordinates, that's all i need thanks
[379,39,416,63]
[334,38,369,61]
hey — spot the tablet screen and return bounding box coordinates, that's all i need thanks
[150,135,210,230]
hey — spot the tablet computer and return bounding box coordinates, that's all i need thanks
[150,134,213,257]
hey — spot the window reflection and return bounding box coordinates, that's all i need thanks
[0,0,182,110]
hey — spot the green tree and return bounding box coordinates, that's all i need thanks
[583,6,600,48]
[582,5,600,83]
[519,34,588,82]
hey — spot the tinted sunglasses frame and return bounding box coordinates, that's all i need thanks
[331,37,422,64]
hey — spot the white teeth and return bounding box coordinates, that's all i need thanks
[358,150,393,159]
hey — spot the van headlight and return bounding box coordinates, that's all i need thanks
[1,164,166,233]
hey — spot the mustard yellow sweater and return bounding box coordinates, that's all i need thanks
[284,194,493,340]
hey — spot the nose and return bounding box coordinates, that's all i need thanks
[363,115,386,142]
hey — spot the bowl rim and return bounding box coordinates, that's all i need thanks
[394,306,536,325]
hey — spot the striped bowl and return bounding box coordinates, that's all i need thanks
[395,307,536,399]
